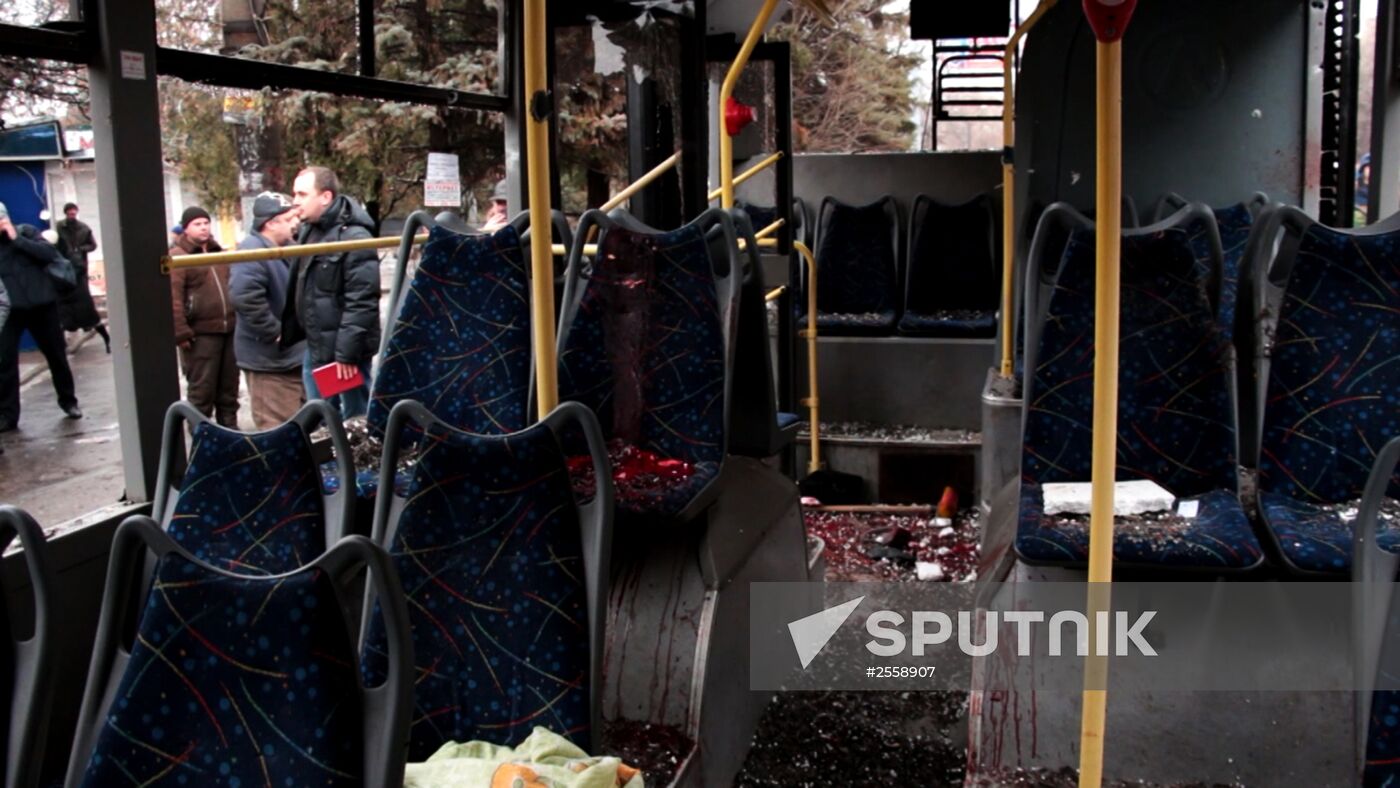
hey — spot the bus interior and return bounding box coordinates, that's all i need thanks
[1,0,1398,785]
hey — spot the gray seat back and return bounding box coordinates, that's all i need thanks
[1,506,54,788]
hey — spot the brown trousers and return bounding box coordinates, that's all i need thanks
[179,333,239,428]
[244,369,305,429]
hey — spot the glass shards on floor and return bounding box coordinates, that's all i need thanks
[736,690,967,787]
[567,438,694,505]
[600,719,692,788]
[797,420,980,445]
[805,507,982,582]
[966,767,1245,787]
[310,416,423,496]
[818,311,891,327]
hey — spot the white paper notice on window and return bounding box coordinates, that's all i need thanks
[426,152,460,181]
[120,51,146,80]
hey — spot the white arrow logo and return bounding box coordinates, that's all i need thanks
[787,596,865,669]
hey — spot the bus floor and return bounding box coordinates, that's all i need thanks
[737,506,980,786]
[0,336,257,532]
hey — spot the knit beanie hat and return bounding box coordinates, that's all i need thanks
[180,206,211,227]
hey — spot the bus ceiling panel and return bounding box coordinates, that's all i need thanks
[706,0,788,36]
[154,48,509,111]
[0,22,86,63]
[551,0,694,27]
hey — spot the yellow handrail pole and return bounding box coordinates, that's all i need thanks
[794,241,820,473]
[577,152,678,250]
[1000,0,1058,378]
[161,234,427,273]
[524,0,557,416]
[549,238,778,257]
[1078,3,1135,787]
[707,151,785,201]
[764,286,786,302]
[719,0,781,209]
[600,151,682,213]
[755,218,785,239]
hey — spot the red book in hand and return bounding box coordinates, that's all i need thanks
[312,362,364,399]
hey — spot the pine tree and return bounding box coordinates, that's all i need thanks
[774,0,920,152]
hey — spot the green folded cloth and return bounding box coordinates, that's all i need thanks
[404,727,645,788]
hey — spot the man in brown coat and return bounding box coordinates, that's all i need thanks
[169,206,239,427]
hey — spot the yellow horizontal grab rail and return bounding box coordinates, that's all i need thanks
[794,240,820,473]
[739,237,778,251]
[1001,0,1059,379]
[765,286,786,302]
[161,234,426,273]
[163,211,782,274]
[549,236,777,258]
[601,152,681,213]
[754,218,784,240]
[707,152,784,202]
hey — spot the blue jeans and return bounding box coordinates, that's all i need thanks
[303,349,372,419]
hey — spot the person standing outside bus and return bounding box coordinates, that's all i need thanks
[230,192,305,429]
[55,202,111,353]
[169,206,239,428]
[281,166,380,418]
[0,201,82,431]
[480,179,509,233]
[0,275,6,453]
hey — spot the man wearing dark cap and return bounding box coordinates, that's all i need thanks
[55,201,110,352]
[230,192,305,428]
[169,205,238,427]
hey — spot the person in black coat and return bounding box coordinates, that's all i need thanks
[281,166,381,418]
[0,201,82,431]
[54,202,110,352]
[0,276,9,336]
[0,276,6,454]
[53,201,109,352]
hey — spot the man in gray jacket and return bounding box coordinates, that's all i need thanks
[230,192,305,429]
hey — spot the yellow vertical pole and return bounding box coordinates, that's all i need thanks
[719,0,780,209]
[1078,3,1135,786]
[1001,0,1058,378]
[794,241,820,473]
[524,0,557,417]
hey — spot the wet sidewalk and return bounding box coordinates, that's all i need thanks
[0,334,258,532]
[0,257,400,532]
[0,338,128,530]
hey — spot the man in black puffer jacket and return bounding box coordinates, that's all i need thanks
[0,201,81,432]
[281,166,381,418]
